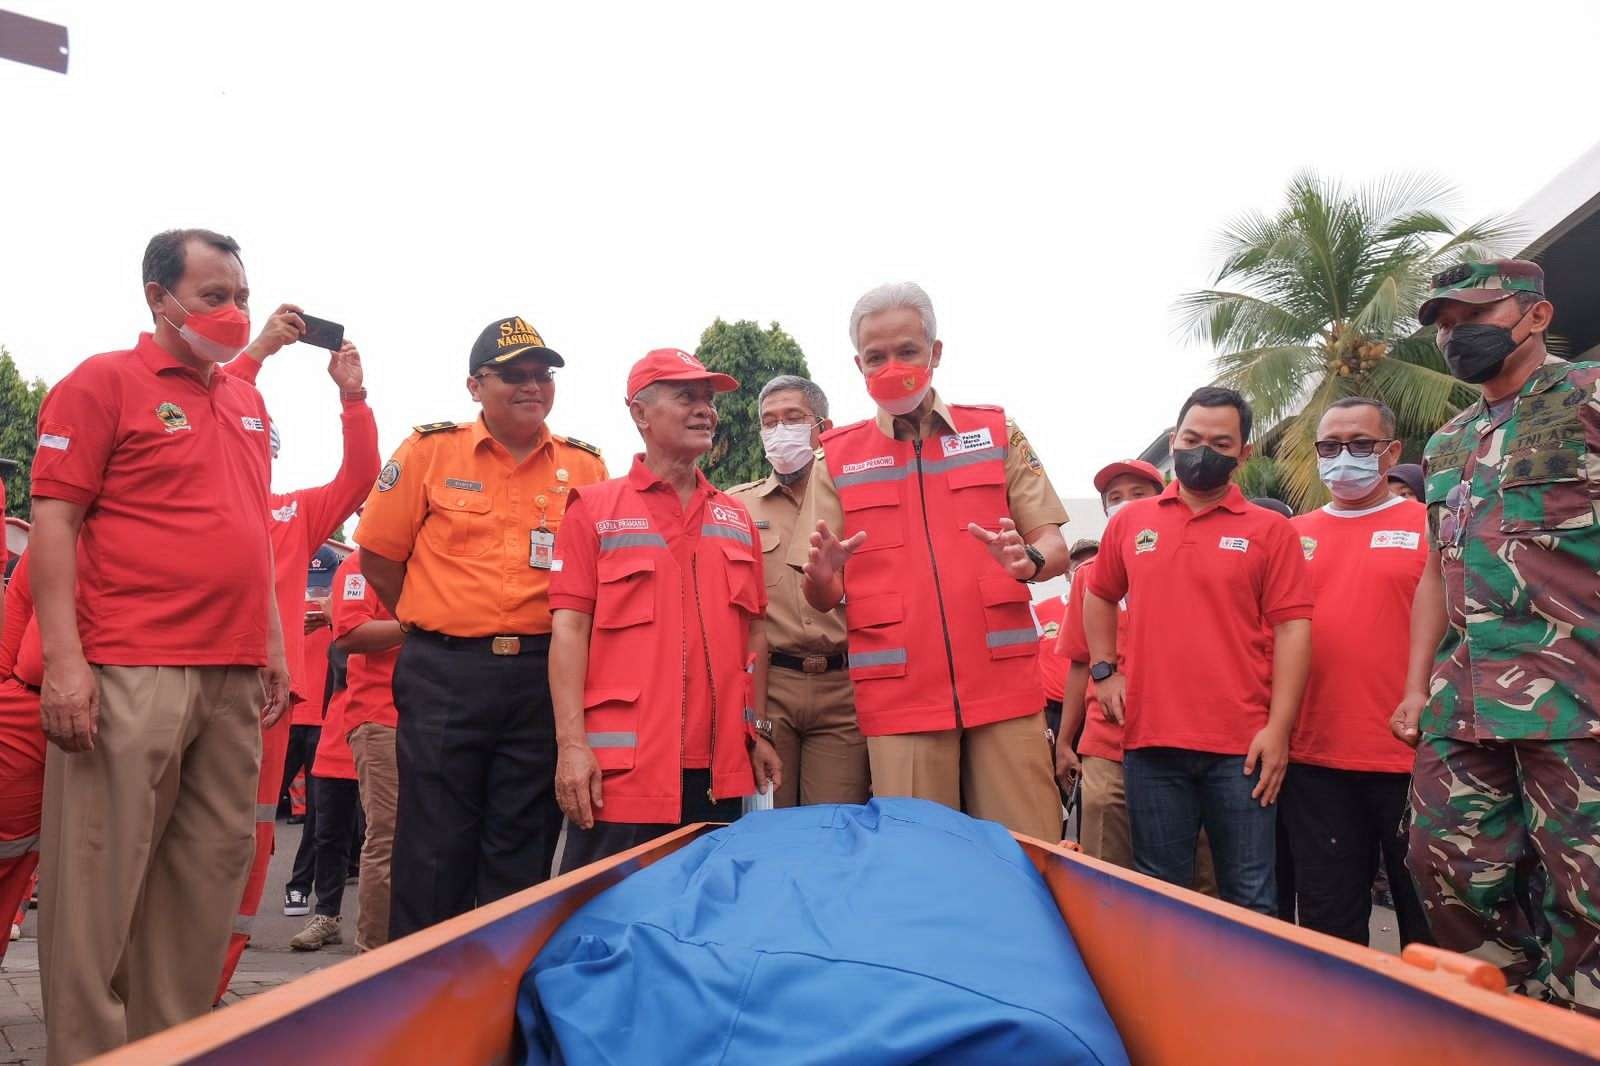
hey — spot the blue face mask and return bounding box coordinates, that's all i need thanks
[1318,451,1383,501]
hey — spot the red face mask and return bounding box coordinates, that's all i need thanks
[164,290,251,362]
[866,360,933,417]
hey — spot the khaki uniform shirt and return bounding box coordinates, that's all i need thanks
[729,463,848,656]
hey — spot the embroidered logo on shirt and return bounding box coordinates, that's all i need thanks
[1219,536,1250,553]
[1134,528,1158,555]
[271,501,299,522]
[709,504,748,529]
[376,459,401,492]
[1042,621,1060,639]
[343,573,367,600]
[240,416,265,432]
[38,433,69,451]
[595,518,650,534]
[939,427,994,457]
[1370,530,1421,550]
[1300,536,1317,561]
[156,402,190,433]
[841,456,895,475]
[444,477,483,492]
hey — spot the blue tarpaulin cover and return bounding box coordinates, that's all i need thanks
[517,798,1130,1065]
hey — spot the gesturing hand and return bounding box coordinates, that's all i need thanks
[968,517,1034,579]
[803,520,866,588]
[328,340,364,392]
[245,303,306,362]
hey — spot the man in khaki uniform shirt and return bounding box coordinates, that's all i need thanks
[799,282,1069,840]
[729,376,868,807]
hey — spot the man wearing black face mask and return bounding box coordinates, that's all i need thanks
[1082,387,1312,916]
[1393,260,1600,1016]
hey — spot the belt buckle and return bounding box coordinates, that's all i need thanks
[491,635,521,656]
[802,654,828,674]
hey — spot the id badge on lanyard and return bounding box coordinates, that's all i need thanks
[530,527,555,569]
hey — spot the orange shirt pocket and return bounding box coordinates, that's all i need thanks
[422,486,495,557]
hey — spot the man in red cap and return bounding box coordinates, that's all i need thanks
[550,349,781,871]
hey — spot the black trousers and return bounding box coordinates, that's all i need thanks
[388,632,562,940]
[286,727,324,893]
[281,724,319,815]
[311,776,361,918]
[1279,763,1434,947]
[555,768,742,876]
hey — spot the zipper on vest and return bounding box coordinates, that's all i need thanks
[677,565,689,812]
[913,437,963,726]
[690,553,718,802]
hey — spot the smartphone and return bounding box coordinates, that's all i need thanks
[299,314,345,351]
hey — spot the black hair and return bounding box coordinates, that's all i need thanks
[1176,385,1252,442]
[141,228,242,292]
[1324,395,1396,437]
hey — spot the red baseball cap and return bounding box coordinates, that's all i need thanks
[625,348,740,404]
[1093,458,1165,495]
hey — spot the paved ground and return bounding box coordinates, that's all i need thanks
[0,820,1403,1063]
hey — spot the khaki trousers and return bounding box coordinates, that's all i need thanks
[868,711,1062,843]
[40,665,261,1066]
[349,722,399,952]
[1080,754,1218,895]
[766,666,868,808]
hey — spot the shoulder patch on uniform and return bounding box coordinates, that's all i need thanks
[561,435,602,456]
[1006,419,1044,476]
[376,458,401,492]
[414,421,462,435]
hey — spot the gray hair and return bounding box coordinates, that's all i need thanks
[629,382,666,409]
[757,375,829,420]
[848,281,937,352]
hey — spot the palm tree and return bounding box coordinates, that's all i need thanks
[1176,171,1518,510]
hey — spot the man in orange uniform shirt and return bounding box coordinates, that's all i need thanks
[1284,398,1433,946]
[215,306,380,995]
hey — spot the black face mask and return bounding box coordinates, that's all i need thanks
[1172,445,1238,492]
[1442,307,1532,384]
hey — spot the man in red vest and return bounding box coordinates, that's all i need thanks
[550,349,781,871]
[800,282,1070,842]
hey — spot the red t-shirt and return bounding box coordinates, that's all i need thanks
[294,621,335,726]
[227,354,382,704]
[1056,560,1126,762]
[1032,593,1070,702]
[31,335,273,666]
[332,551,400,732]
[1289,498,1426,772]
[312,685,358,780]
[551,456,767,768]
[1088,481,1312,755]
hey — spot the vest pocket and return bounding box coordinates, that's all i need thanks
[845,593,908,680]
[840,480,905,552]
[583,685,639,773]
[719,540,764,613]
[945,458,1006,491]
[978,576,1038,660]
[595,554,656,629]
[1499,441,1596,534]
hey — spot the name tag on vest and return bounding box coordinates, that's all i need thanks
[940,427,993,457]
[1219,536,1250,553]
[1371,530,1420,550]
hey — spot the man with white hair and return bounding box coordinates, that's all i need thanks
[801,282,1070,841]
[550,349,782,871]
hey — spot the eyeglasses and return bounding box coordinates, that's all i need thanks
[759,415,822,430]
[478,366,556,386]
[1314,438,1394,459]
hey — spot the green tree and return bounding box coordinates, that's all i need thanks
[1177,172,1516,510]
[0,347,48,522]
[695,319,810,489]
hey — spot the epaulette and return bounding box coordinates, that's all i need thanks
[559,435,603,457]
[414,421,463,435]
[726,479,764,495]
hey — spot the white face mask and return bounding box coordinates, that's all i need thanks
[1318,452,1384,501]
[1104,500,1129,520]
[761,422,816,475]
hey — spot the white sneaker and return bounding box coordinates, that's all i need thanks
[8,924,18,942]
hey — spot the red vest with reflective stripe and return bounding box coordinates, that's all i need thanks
[574,476,760,823]
[823,404,1044,735]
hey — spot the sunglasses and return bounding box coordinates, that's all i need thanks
[478,365,556,386]
[1314,438,1394,459]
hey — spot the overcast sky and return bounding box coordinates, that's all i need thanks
[4,1,1598,537]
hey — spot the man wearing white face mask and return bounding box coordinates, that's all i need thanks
[1282,397,1432,947]
[728,376,867,807]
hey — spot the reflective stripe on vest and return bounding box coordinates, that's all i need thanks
[600,533,668,552]
[849,648,908,668]
[986,628,1038,649]
[833,446,1006,489]
[588,731,637,748]
[256,803,277,822]
[701,523,752,546]
[0,835,38,859]
[233,914,255,936]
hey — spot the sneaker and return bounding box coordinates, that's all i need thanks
[289,914,341,952]
[8,924,18,942]
[283,888,311,917]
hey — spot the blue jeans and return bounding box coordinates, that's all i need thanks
[1123,747,1277,915]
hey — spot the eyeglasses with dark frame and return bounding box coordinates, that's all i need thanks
[1314,438,1394,459]
[476,365,556,386]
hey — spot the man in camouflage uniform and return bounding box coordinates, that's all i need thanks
[1392,260,1600,1016]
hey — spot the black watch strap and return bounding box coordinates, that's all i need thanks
[1089,660,1117,682]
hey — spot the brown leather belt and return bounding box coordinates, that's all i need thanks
[770,650,847,674]
[409,629,550,657]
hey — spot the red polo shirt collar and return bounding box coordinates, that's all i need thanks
[626,453,715,500]
[1155,477,1249,516]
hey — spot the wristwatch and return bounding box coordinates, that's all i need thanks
[1089,660,1117,683]
[748,718,775,746]
[1021,543,1046,583]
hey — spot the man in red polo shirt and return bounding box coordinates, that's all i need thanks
[550,350,781,871]
[1284,397,1433,947]
[1084,387,1311,915]
[29,228,291,1063]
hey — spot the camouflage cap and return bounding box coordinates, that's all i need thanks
[1417,259,1545,326]
[1068,538,1100,560]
